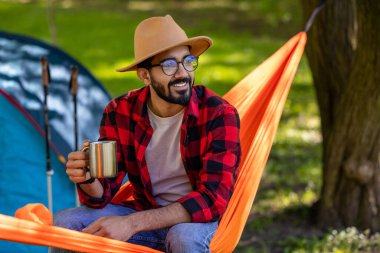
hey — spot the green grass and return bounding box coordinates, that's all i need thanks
[0,0,339,252]
[282,227,380,253]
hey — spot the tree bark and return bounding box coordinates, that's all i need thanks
[301,0,380,230]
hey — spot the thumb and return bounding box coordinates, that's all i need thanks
[81,140,91,150]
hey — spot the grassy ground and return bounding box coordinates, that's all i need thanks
[3,1,369,252]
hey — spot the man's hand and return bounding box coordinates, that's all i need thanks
[82,216,137,241]
[66,140,90,184]
[81,203,191,242]
[66,140,104,198]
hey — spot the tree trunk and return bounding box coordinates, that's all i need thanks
[47,0,58,46]
[301,0,380,230]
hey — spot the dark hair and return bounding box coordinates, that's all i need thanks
[137,57,153,69]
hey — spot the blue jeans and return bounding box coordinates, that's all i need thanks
[49,204,218,253]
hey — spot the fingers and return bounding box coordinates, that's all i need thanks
[67,168,89,183]
[65,140,92,184]
[68,151,88,161]
[82,219,101,234]
[66,148,89,183]
[66,153,88,180]
[84,228,109,238]
[82,217,132,241]
[66,158,89,169]
[83,220,113,239]
[92,229,107,237]
[66,167,87,177]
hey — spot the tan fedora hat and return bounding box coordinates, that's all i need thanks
[116,15,213,72]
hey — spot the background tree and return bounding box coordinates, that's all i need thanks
[301,0,380,230]
[46,0,58,46]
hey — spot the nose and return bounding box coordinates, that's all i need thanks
[174,62,188,78]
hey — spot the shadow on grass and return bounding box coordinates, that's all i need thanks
[234,138,322,252]
[236,204,322,253]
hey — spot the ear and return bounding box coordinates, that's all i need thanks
[137,68,151,85]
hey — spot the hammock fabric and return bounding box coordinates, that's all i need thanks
[0,31,306,253]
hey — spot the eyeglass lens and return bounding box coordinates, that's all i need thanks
[161,55,198,75]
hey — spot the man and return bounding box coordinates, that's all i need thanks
[52,15,241,253]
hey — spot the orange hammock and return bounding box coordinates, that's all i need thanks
[0,31,306,253]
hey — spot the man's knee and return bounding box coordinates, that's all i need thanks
[165,222,217,253]
[165,224,197,253]
[53,207,86,231]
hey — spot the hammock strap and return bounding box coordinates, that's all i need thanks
[304,0,326,32]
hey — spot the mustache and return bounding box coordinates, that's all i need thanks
[169,77,192,87]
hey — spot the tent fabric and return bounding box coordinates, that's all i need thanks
[0,31,112,253]
[0,30,111,158]
[0,31,307,252]
[0,90,76,253]
[0,30,112,210]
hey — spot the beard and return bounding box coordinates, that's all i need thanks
[150,75,194,105]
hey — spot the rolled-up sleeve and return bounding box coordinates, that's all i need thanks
[77,99,127,208]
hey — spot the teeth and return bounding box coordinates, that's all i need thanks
[173,82,187,87]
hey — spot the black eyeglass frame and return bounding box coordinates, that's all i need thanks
[148,55,199,76]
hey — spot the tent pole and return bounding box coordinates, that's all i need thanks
[41,57,54,213]
[70,65,80,207]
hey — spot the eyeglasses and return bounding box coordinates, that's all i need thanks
[148,55,199,76]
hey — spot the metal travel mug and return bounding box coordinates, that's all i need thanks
[83,141,117,178]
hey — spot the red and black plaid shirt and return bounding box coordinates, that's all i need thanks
[78,85,241,223]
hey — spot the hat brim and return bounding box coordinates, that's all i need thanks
[116,36,213,72]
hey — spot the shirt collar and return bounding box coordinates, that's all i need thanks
[131,86,149,123]
[186,86,199,119]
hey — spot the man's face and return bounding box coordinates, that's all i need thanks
[148,46,195,105]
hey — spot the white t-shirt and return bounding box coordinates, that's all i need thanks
[145,106,193,206]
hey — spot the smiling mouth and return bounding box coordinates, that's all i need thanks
[172,82,188,88]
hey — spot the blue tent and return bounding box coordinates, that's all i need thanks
[0,31,112,253]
